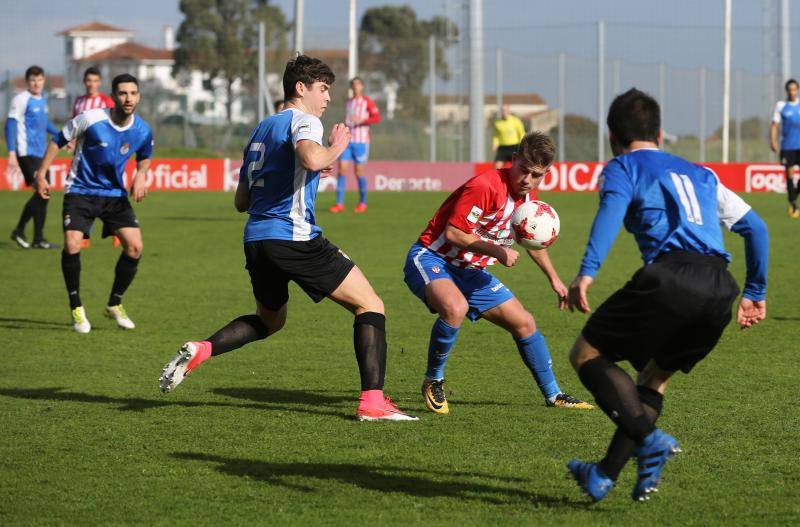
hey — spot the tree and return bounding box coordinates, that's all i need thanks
[359,5,457,117]
[173,0,289,122]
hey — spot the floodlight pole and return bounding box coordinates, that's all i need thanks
[258,21,265,121]
[294,0,304,54]
[735,69,742,162]
[558,52,565,162]
[722,0,732,163]
[781,0,791,84]
[597,19,605,162]
[468,0,485,162]
[348,0,358,80]
[430,34,437,162]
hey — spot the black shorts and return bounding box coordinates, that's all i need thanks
[495,145,518,163]
[582,251,740,373]
[244,236,356,311]
[62,193,139,239]
[18,156,43,186]
[780,149,800,167]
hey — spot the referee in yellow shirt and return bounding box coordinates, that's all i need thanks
[492,103,526,168]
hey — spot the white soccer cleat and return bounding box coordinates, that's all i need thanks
[71,306,91,333]
[159,342,199,393]
[105,304,135,329]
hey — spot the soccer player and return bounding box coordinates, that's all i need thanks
[566,89,769,502]
[492,103,526,170]
[159,55,416,422]
[72,67,115,117]
[34,74,152,334]
[329,77,380,214]
[73,66,116,249]
[403,131,592,414]
[7,65,60,249]
[770,78,800,218]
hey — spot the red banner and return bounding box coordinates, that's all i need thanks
[0,158,792,193]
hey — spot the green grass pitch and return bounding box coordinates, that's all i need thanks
[0,189,797,526]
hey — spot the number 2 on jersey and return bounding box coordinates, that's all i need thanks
[247,142,266,187]
[669,172,704,225]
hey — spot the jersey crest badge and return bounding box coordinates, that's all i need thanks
[120,143,130,155]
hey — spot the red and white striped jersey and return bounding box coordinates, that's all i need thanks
[344,95,380,144]
[418,168,534,269]
[72,93,115,117]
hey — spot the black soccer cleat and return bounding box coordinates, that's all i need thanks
[32,239,59,249]
[11,229,30,249]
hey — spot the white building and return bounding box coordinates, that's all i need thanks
[60,21,252,124]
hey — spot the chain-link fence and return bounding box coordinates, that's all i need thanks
[2,18,796,163]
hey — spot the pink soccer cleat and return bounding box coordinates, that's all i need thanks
[357,396,419,421]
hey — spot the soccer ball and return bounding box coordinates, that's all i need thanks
[510,200,560,250]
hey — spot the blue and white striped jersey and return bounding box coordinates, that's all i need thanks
[55,108,153,197]
[242,108,325,242]
[579,149,769,300]
[5,90,58,157]
[772,100,800,150]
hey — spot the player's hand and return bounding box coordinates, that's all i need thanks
[737,298,766,329]
[550,278,569,311]
[130,175,148,202]
[34,175,50,200]
[328,123,351,151]
[497,247,519,267]
[568,275,594,313]
[321,164,335,176]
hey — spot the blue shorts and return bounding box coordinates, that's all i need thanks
[403,242,514,322]
[340,142,369,164]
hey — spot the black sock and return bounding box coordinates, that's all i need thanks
[61,251,82,309]
[32,194,48,241]
[598,386,664,481]
[786,169,798,207]
[207,314,269,356]
[353,312,387,391]
[16,194,37,233]
[577,356,655,444]
[108,253,140,306]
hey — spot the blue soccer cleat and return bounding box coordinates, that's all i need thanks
[567,459,614,502]
[632,428,682,502]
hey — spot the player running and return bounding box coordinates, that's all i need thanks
[329,77,380,214]
[403,131,592,414]
[35,74,152,334]
[770,78,800,218]
[7,66,60,249]
[492,104,526,170]
[159,55,416,422]
[566,89,769,502]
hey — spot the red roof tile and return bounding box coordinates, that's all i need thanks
[78,42,173,62]
[59,21,132,35]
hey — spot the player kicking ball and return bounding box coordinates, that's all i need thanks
[565,89,769,502]
[403,131,592,414]
[159,55,416,422]
[35,74,152,333]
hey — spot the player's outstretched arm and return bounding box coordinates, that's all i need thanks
[527,249,568,310]
[444,224,519,266]
[730,209,769,329]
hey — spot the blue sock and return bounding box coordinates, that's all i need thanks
[357,176,367,204]
[336,175,346,205]
[515,331,561,400]
[425,318,460,380]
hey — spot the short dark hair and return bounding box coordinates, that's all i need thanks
[282,55,335,99]
[350,76,362,85]
[83,67,102,80]
[516,131,555,168]
[786,79,798,91]
[111,73,139,93]
[606,88,661,148]
[25,66,44,80]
